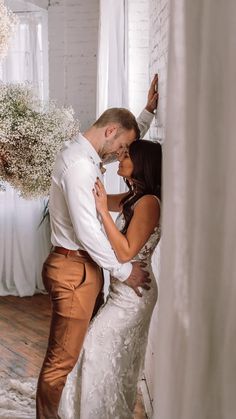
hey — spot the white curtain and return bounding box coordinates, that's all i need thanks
[153,1,236,418]
[0,11,47,101]
[97,0,128,194]
[0,10,50,296]
[0,188,50,296]
[97,0,128,117]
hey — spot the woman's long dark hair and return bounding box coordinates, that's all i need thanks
[120,140,162,234]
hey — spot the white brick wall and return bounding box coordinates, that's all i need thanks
[145,0,169,406]
[149,0,169,141]
[29,0,99,131]
[47,0,99,131]
[127,0,169,140]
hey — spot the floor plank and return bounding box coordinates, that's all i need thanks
[0,295,50,380]
[0,294,146,418]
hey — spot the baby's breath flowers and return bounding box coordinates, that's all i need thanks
[0,0,18,60]
[0,83,80,198]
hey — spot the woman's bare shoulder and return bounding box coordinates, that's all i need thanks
[133,194,161,210]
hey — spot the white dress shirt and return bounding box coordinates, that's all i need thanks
[49,109,154,282]
[137,109,154,138]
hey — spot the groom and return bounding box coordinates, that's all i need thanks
[36,78,158,419]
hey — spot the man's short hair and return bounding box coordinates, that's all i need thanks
[93,108,140,139]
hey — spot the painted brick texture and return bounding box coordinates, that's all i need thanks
[145,0,169,406]
[149,0,169,141]
[48,0,99,130]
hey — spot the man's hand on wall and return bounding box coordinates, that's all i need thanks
[145,74,159,114]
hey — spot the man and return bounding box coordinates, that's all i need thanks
[36,76,158,419]
[137,73,158,137]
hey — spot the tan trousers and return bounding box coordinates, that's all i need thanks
[36,251,103,419]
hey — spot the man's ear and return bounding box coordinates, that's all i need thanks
[104,124,118,138]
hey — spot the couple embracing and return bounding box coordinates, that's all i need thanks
[36,76,162,419]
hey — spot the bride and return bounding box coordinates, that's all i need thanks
[59,139,162,419]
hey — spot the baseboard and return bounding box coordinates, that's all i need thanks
[139,377,153,419]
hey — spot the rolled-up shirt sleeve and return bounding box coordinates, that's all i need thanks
[61,158,132,282]
[137,109,154,138]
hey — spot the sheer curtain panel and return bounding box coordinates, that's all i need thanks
[152,1,236,418]
[0,7,50,296]
[97,0,128,195]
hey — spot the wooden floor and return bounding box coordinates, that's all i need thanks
[0,294,146,418]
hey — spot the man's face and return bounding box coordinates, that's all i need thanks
[100,128,137,164]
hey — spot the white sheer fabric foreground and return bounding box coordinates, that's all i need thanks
[152,1,236,418]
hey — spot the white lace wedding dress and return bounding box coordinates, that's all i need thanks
[59,208,161,419]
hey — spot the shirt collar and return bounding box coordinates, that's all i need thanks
[75,133,102,168]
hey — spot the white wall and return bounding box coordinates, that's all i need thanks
[25,0,99,131]
[15,0,157,135]
[144,0,169,408]
[48,0,99,130]
[149,0,169,141]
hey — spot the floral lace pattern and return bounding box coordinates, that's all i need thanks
[60,204,161,419]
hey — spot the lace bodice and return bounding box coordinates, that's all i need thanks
[115,211,161,263]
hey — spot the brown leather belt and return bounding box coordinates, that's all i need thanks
[53,246,90,259]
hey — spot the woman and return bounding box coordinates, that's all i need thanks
[59,140,162,419]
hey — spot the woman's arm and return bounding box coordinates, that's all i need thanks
[93,179,160,263]
[107,193,129,212]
